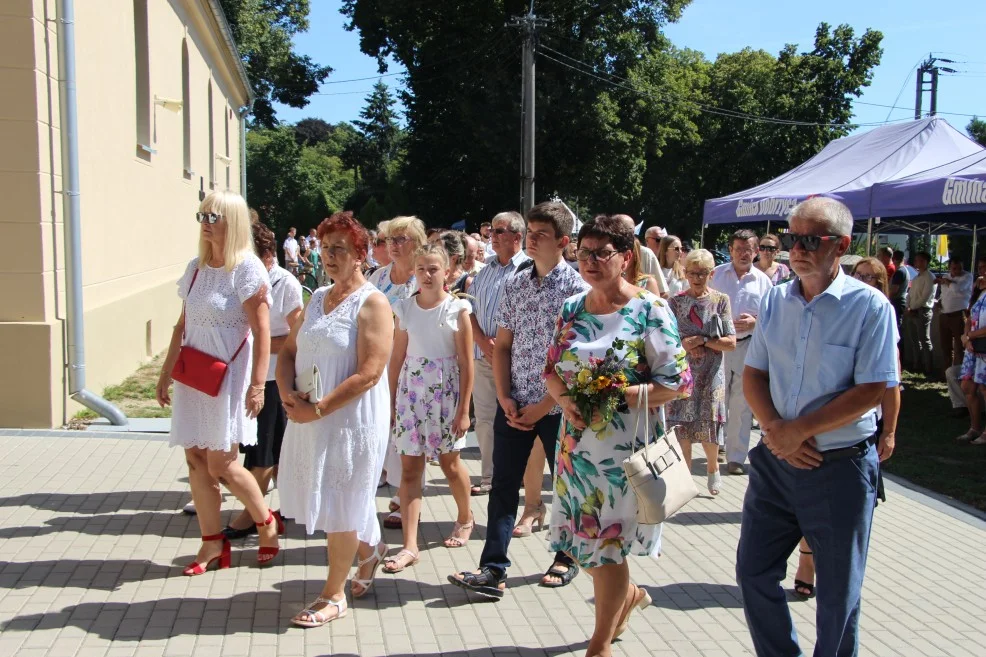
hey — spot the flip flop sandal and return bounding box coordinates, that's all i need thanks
[447,566,506,600]
[383,511,402,530]
[539,562,579,588]
[389,496,400,512]
[383,549,420,573]
[291,597,347,628]
[614,585,652,638]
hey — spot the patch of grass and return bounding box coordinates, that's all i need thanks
[885,372,986,512]
[71,352,171,423]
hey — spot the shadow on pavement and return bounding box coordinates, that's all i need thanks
[667,511,743,525]
[642,582,744,609]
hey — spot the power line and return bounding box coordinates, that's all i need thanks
[539,45,979,125]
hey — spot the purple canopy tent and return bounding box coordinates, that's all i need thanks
[702,118,983,229]
[870,150,986,227]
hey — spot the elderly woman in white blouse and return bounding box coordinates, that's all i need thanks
[156,190,281,576]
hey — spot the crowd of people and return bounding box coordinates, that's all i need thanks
[156,190,903,657]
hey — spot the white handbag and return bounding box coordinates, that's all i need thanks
[294,364,322,404]
[621,384,698,524]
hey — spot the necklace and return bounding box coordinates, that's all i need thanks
[323,279,364,314]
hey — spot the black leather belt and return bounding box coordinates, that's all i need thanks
[820,439,871,462]
[736,335,752,343]
[942,310,965,317]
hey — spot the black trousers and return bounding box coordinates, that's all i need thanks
[479,406,574,577]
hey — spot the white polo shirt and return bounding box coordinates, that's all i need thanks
[711,262,773,339]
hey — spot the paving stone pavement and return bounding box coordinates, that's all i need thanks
[0,432,984,657]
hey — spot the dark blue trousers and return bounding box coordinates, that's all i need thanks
[736,442,879,657]
[479,406,572,577]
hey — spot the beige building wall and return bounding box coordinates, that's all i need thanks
[0,0,252,427]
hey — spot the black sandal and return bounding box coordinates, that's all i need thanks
[447,567,506,600]
[221,524,258,540]
[539,561,579,588]
[793,549,815,600]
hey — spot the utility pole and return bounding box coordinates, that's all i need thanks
[915,54,957,119]
[507,4,547,215]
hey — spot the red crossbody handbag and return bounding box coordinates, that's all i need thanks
[170,268,249,397]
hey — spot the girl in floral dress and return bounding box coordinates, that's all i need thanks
[383,243,476,573]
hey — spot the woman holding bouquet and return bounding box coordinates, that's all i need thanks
[666,249,736,496]
[544,215,692,657]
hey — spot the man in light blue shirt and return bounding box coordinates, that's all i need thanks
[737,197,898,657]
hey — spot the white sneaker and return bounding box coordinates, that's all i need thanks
[183,502,197,515]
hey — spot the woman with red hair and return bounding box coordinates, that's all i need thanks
[276,211,395,627]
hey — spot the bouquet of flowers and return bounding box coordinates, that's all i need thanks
[565,340,631,432]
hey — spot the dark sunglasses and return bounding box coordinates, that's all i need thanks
[575,247,621,263]
[493,227,517,235]
[758,245,778,252]
[778,233,842,252]
[195,212,222,224]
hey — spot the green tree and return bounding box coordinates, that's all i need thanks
[644,23,883,239]
[246,126,355,234]
[352,82,402,191]
[294,117,334,146]
[220,0,332,127]
[968,117,986,147]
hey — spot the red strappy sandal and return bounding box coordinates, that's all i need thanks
[183,533,231,576]
[256,510,284,567]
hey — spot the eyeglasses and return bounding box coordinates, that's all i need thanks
[778,233,842,252]
[321,245,351,258]
[853,272,878,284]
[758,245,778,253]
[195,212,222,224]
[576,248,621,263]
[685,270,711,278]
[493,227,517,235]
[385,236,412,246]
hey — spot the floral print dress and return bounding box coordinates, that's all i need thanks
[666,291,734,444]
[961,292,986,384]
[544,290,692,569]
[393,295,472,458]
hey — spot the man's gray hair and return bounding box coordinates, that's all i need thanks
[788,197,853,237]
[492,211,526,235]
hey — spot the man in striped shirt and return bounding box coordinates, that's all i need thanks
[467,211,531,496]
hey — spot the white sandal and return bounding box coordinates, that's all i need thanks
[291,596,347,628]
[708,472,721,496]
[351,542,386,598]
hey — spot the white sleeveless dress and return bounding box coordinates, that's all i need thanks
[277,283,390,544]
[169,255,271,452]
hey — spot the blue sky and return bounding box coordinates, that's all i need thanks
[275,0,986,135]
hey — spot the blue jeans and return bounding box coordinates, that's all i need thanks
[736,442,879,657]
[479,406,572,577]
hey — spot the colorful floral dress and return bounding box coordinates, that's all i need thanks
[666,291,734,444]
[544,290,692,569]
[393,295,472,458]
[961,292,986,384]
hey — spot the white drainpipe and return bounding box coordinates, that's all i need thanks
[56,0,127,425]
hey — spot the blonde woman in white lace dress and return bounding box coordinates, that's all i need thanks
[277,212,394,628]
[156,190,282,577]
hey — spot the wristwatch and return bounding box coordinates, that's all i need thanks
[314,404,322,418]
[702,336,709,344]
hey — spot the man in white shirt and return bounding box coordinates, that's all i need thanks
[644,225,667,255]
[283,227,299,274]
[936,258,971,377]
[905,251,937,376]
[463,234,486,274]
[613,214,669,296]
[306,228,318,250]
[711,229,773,475]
